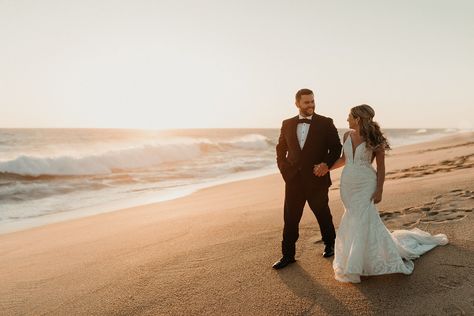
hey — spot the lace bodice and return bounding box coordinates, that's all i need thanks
[343,133,374,168]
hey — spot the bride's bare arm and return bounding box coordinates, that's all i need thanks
[371,148,386,203]
[329,153,346,170]
[329,131,350,171]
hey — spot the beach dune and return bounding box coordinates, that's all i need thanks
[1,132,473,315]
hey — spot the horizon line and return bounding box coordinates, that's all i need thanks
[0,126,464,130]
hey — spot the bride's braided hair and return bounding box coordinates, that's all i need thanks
[351,104,391,152]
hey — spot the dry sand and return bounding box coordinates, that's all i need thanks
[1,132,473,315]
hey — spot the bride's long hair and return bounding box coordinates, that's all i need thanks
[351,104,391,152]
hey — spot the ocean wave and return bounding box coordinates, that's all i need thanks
[220,134,271,150]
[444,128,457,133]
[0,134,270,176]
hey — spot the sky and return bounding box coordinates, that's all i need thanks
[1,0,473,129]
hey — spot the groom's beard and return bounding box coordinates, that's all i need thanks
[301,107,315,117]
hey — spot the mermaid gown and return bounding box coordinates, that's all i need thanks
[333,134,448,283]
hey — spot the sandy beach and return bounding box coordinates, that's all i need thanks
[1,132,473,315]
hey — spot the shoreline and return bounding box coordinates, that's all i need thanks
[1,130,471,236]
[0,165,278,235]
[0,132,473,315]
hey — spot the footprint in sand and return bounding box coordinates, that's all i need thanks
[418,141,474,153]
[442,304,465,316]
[379,189,473,229]
[437,275,464,290]
[386,154,474,180]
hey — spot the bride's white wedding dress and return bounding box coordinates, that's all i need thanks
[333,133,448,283]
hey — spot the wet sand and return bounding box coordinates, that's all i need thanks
[1,132,473,315]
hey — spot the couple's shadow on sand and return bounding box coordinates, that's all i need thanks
[274,242,472,315]
[277,262,354,315]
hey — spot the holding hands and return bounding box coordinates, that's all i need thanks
[313,163,329,177]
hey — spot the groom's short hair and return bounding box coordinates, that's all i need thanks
[295,89,314,101]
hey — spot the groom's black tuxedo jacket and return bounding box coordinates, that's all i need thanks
[276,114,342,187]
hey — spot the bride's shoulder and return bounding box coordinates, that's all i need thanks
[343,130,353,142]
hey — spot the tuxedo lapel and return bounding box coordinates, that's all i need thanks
[301,114,317,152]
[289,116,301,153]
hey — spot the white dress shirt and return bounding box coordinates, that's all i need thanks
[297,114,313,149]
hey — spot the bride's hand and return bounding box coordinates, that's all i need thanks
[371,190,383,204]
[313,163,328,176]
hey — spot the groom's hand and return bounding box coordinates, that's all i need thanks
[313,163,329,177]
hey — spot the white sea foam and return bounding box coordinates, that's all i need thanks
[1,127,467,235]
[0,134,270,176]
[220,134,270,150]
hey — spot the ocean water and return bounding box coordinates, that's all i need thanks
[0,127,461,233]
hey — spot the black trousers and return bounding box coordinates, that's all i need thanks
[281,172,336,259]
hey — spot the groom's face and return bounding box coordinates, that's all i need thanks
[296,94,315,117]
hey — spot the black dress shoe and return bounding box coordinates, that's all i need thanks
[272,257,296,269]
[323,245,334,258]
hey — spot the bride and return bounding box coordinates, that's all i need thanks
[322,104,448,283]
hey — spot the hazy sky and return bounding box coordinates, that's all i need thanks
[1,0,473,129]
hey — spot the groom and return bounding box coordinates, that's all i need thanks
[273,88,342,269]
